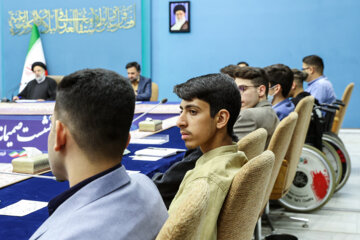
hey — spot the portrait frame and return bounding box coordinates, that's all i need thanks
[169,1,190,33]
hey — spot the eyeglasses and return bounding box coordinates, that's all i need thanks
[238,85,259,93]
[302,67,310,71]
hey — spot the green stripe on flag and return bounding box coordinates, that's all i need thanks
[28,24,40,52]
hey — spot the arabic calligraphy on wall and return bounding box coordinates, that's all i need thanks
[0,115,51,149]
[8,5,136,36]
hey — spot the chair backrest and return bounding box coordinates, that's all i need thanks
[156,179,210,240]
[263,112,297,206]
[331,82,354,134]
[150,82,159,101]
[217,150,275,240]
[280,96,314,195]
[237,128,267,160]
[47,75,64,84]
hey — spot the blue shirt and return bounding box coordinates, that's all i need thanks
[273,98,295,120]
[305,75,336,104]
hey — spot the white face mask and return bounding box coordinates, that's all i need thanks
[267,94,274,104]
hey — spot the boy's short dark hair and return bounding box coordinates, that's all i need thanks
[303,55,324,74]
[234,67,269,96]
[125,62,141,72]
[220,64,241,79]
[292,68,308,85]
[55,68,135,159]
[173,73,241,137]
[264,64,294,98]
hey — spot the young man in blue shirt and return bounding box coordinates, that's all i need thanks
[30,69,167,240]
[264,64,295,120]
[302,55,336,104]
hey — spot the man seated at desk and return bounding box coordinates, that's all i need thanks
[126,61,152,101]
[167,73,248,239]
[30,68,167,240]
[13,62,57,101]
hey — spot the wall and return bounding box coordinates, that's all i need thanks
[1,0,142,98]
[151,0,360,128]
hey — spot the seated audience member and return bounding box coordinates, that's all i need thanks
[152,147,202,208]
[126,61,152,101]
[264,64,295,120]
[30,69,167,240]
[302,55,336,104]
[13,62,57,101]
[289,68,312,106]
[220,64,241,79]
[168,73,248,239]
[290,69,322,149]
[233,67,279,146]
[237,61,249,67]
[290,68,320,106]
[152,68,279,208]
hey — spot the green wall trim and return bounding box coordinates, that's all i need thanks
[141,0,151,78]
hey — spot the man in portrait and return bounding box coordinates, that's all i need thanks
[171,4,189,31]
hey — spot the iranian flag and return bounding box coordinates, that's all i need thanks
[19,24,47,92]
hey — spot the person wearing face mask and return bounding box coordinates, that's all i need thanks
[13,62,57,101]
[264,64,295,120]
[233,67,279,147]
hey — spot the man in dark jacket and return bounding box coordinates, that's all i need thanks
[13,62,57,101]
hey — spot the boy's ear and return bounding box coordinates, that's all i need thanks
[216,109,230,130]
[54,120,67,151]
[258,85,267,98]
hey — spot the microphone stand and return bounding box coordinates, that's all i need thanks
[132,98,168,123]
[1,84,20,102]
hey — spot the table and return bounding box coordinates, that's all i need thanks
[0,101,181,163]
[0,102,184,240]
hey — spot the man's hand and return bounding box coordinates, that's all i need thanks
[12,96,19,101]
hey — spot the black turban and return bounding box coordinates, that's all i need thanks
[31,62,47,71]
[173,4,186,14]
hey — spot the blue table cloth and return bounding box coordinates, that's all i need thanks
[0,126,185,240]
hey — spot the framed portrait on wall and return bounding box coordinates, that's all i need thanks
[169,1,190,33]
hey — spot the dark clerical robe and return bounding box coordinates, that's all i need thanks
[18,77,57,100]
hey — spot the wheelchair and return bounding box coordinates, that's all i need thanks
[279,99,351,212]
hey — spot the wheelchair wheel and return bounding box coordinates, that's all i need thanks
[322,133,351,192]
[325,131,344,146]
[279,144,335,212]
[322,141,342,186]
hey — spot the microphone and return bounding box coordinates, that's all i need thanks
[1,84,20,102]
[132,98,168,123]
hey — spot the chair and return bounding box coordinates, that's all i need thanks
[263,112,298,208]
[156,179,210,240]
[150,82,159,101]
[270,96,314,199]
[237,128,268,160]
[254,112,298,239]
[217,150,275,240]
[47,75,64,84]
[331,82,354,134]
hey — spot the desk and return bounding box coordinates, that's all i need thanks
[0,101,180,163]
[0,102,184,240]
